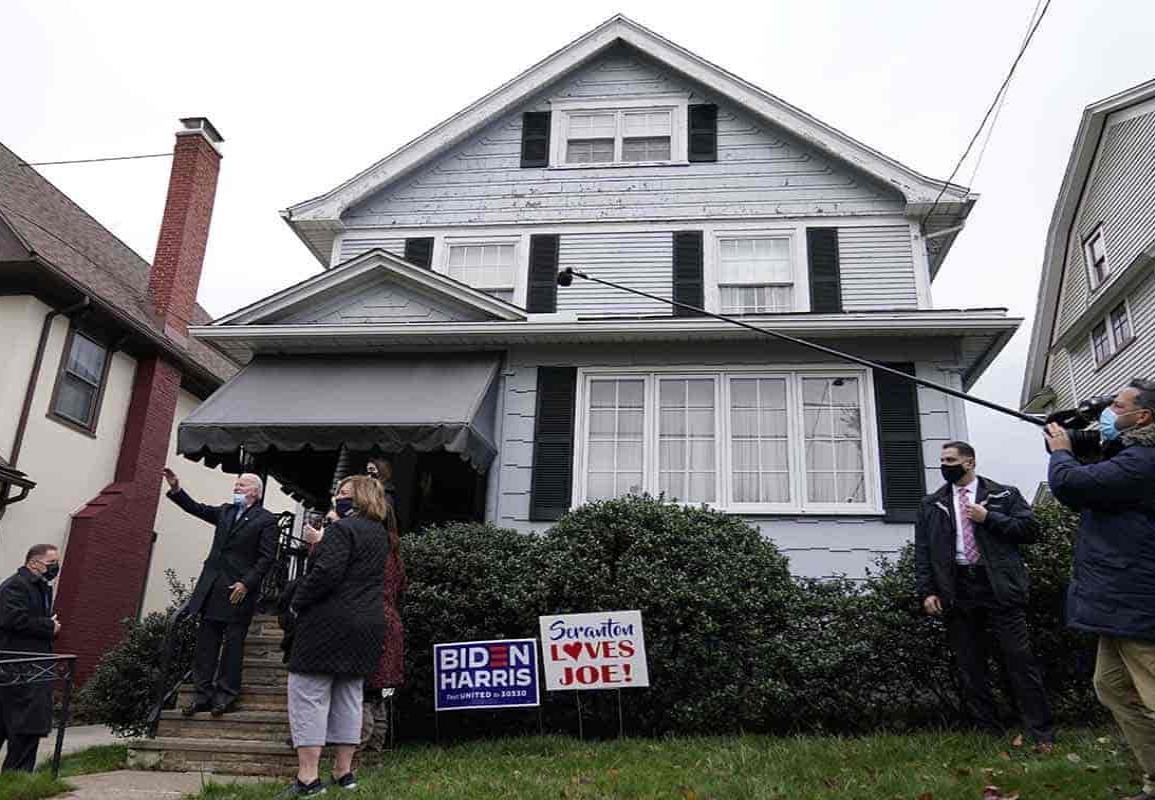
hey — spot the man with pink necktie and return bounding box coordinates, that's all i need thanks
[915,441,1055,748]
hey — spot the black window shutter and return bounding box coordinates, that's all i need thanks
[873,363,925,523]
[529,367,577,521]
[526,234,560,313]
[688,104,718,163]
[807,227,842,313]
[672,231,704,316]
[520,111,551,168]
[403,237,434,269]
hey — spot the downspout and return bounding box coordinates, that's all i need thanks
[0,296,90,518]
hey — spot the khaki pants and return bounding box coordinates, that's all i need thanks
[1094,636,1155,794]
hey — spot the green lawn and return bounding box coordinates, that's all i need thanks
[0,744,126,800]
[196,730,1139,800]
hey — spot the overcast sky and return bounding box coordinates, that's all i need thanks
[4,0,1153,493]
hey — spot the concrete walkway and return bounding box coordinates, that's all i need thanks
[60,770,262,799]
[0,724,121,768]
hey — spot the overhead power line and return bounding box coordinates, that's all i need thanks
[20,152,173,167]
[921,0,1053,226]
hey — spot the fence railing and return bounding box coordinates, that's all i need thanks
[0,650,77,778]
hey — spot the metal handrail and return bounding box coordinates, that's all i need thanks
[145,599,192,737]
[0,650,76,778]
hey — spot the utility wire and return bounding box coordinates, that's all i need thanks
[921,0,1053,227]
[20,152,172,167]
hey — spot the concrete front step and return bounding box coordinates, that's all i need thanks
[243,634,284,661]
[128,736,298,777]
[156,710,290,741]
[177,684,287,712]
[238,656,288,687]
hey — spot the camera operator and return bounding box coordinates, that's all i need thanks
[1046,378,1155,800]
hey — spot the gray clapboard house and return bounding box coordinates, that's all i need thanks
[1023,78,1155,415]
[179,16,1019,577]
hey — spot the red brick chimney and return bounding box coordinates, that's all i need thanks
[148,117,223,338]
[55,118,223,683]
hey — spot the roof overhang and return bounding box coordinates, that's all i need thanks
[281,15,974,265]
[1021,78,1155,409]
[190,309,1020,391]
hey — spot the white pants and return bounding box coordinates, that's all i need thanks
[287,672,364,747]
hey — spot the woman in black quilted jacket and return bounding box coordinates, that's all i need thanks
[280,475,389,798]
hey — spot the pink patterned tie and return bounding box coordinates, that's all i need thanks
[959,487,980,564]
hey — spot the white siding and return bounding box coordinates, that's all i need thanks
[838,226,918,310]
[492,339,966,579]
[344,47,904,229]
[336,235,406,265]
[556,231,672,316]
[1055,106,1155,340]
[272,273,489,325]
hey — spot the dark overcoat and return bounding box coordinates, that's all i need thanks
[915,476,1039,608]
[166,489,278,622]
[0,567,55,735]
[1049,424,1155,640]
[290,515,387,677]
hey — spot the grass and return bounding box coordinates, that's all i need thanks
[194,729,1140,800]
[0,744,126,800]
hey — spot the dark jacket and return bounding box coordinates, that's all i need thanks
[1049,424,1155,640]
[289,515,387,677]
[0,567,55,735]
[915,476,1039,608]
[167,489,278,622]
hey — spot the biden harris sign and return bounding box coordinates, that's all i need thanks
[433,638,541,711]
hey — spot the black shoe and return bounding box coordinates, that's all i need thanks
[276,777,327,797]
[210,701,234,718]
[330,772,357,790]
[181,701,211,717]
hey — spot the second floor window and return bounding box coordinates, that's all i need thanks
[445,242,516,303]
[717,236,794,314]
[1092,301,1134,367]
[1084,226,1109,288]
[51,329,110,432]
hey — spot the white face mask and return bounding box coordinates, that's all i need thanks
[233,492,247,506]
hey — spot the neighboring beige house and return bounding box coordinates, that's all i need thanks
[0,119,292,681]
[1023,78,1155,414]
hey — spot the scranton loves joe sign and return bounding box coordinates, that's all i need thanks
[433,638,540,711]
[539,610,649,691]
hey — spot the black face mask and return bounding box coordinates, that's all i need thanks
[940,464,968,485]
[42,563,60,582]
[334,497,355,518]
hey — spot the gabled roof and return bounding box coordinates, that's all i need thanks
[282,14,973,267]
[213,248,528,326]
[0,141,237,387]
[1021,78,1155,409]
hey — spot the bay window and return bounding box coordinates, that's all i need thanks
[576,368,879,513]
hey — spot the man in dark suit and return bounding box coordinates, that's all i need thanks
[915,441,1055,747]
[163,468,278,716]
[0,544,61,771]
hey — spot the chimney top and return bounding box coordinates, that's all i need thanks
[177,117,224,152]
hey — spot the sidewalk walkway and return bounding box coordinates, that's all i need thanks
[0,724,121,768]
[60,770,262,799]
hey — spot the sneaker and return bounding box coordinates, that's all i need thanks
[276,778,327,797]
[330,772,357,790]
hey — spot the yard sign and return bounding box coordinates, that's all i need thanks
[433,638,540,711]
[539,610,649,691]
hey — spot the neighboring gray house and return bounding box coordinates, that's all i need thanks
[1023,78,1155,415]
[179,16,1019,578]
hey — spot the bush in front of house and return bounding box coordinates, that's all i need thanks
[76,571,197,737]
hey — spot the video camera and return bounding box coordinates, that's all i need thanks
[1042,394,1115,462]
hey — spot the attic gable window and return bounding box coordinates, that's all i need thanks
[1084,225,1109,289]
[550,96,687,168]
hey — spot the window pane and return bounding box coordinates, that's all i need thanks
[566,139,614,164]
[658,378,716,503]
[570,112,615,138]
[446,244,515,288]
[1110,304,1132,345]
[67,334,107,385]
[55,373,97,425]
[720,285,792,314]
[802,377,865,505]
[728,377,790,503]
[622,110,671,137]
[585,379,647,501]
[1092,323,1111,364]
[719,237,792,285]
[621,137,671,162]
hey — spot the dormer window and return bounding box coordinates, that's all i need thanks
[550,96,687,168]
[1084,225,1109,288]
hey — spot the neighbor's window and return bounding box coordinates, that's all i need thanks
[1084,226,1110,288]
[561,106,677,166]
[1092,301,1134,367]
[578,370,876,512]
[51,329,110,432]
[717,236,794,314]
[444,242,517,303]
